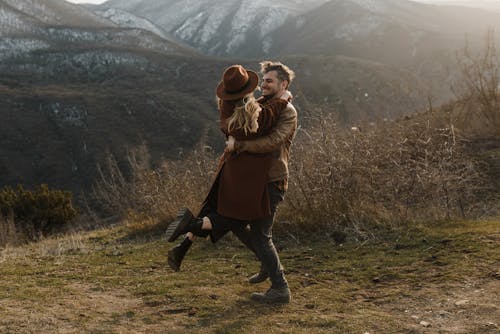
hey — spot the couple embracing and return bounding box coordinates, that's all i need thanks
[164,61,298,304]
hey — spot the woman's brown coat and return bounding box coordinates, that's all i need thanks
[200,97,287,221]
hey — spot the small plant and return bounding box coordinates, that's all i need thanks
[0,184,78,242]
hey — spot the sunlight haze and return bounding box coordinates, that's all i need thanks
[66,0,107,4]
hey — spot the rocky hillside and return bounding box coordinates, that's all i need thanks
[95,0,330,58]
[0,0,197,60]
[96,0,500,65]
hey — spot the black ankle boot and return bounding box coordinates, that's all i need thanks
[166,208,207,242]
[167,237,192,272]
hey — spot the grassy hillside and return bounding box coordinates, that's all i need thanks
[0,219,498,333]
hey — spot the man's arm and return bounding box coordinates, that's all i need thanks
[233,104,297,154]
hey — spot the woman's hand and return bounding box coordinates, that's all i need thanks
[280,90,293,102]
[225,136,235,153]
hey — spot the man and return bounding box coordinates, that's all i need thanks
[226,61,297,303]
[167,61,298,304]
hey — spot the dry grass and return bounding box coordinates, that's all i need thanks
[277,109,495,239]
[0,214,21,248]
[87,106,497,242]
[0,219,498,333]
[67,34,500,244]
[90,145,217,225]
[0,232,87,263]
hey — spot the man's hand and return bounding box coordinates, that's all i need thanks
[225,135,235,153]
[280,90,293,102]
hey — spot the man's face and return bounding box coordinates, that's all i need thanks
[261,70,287,98]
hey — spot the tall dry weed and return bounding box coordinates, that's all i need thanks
[278,109,492,238]
[90,113,493,240]
[454,29,500,136]
[0,213,22,248]
[91,144,217,224]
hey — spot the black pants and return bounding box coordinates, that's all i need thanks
[249,182,287,288]
[206,182,286,288]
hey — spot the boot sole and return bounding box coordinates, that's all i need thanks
[248,274,269,284]
[165,208,193,242]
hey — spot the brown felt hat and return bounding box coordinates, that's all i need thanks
[216,65,259,100]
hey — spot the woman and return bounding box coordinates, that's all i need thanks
[165,64,291,271]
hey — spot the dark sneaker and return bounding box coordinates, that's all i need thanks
[167,237,192,272]
[165,208,194,242]
[248,269,269,284]
[250,286,291,304]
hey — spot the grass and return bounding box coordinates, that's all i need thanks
[0,220,498,333]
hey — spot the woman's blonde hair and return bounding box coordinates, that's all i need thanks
[226,93,262,135]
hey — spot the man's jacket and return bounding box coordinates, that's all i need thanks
[234,97,298,183]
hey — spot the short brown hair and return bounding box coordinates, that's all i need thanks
[260,61,295,88]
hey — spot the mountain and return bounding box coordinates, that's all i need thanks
[0,0,112,29]
[0,0,454,195]
[415,0,500,12]
[96,0,500,66]
[95,0,330,58]
[93,0,500,103]
[272,0,500,65]
[0,0,213,194]
[91,7,171,41]
[0,0,198,61]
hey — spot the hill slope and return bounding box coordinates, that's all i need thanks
[0,51,429,194]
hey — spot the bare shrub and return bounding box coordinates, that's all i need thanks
[90,114,493,241]
[278,108,492,239]
[91,144,217,224]
[0,213,22,248]
[454,29,500,135]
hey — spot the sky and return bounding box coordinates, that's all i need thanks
[63,0,500,5]
[66,0,107,4]
[64,0,500,4]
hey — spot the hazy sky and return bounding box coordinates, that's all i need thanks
[66,0,107,4]
[64,0,500,4]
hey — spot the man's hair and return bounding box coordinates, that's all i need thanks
[260,61,295,87]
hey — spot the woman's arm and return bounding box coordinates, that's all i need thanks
[232,104,298,154]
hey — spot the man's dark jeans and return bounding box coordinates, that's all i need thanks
[249,182,286,288]
[206,181,286,287]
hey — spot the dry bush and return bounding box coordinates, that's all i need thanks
[0,184,78,246]
[277,109,492,239]
[91,144,217,225]
[89,115,494,241]
[0,213,23,248]
[454,29,500,136]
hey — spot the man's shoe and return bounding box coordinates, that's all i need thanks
[165,208,194,242]
[250,286,291,304]
[248,269,269,284]
[167,237,192,272]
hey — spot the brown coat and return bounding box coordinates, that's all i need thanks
[201,98,288,221]
[234,97,298,183]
